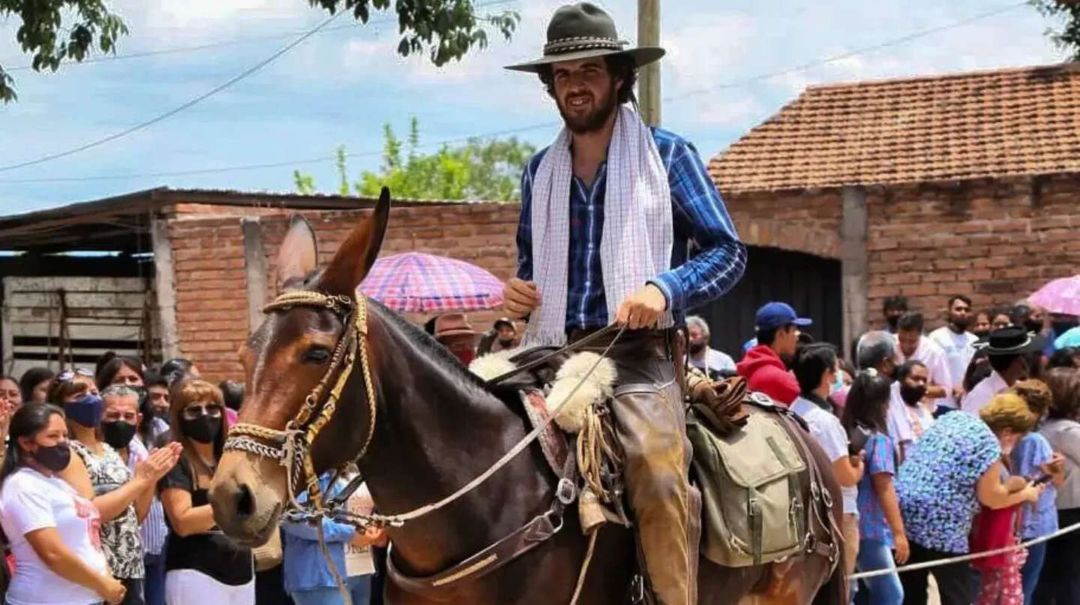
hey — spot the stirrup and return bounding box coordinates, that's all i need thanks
[628,575,648,604]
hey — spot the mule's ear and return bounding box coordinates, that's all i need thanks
[317,187,391,296]
[277,215,319,288]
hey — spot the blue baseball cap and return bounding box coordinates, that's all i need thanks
[755,302,813,332]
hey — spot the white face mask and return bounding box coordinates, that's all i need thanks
[829,370,845,396]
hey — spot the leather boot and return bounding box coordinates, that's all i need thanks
[612,381,697,605]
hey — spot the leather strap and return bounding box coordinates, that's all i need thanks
[387,509,562,595]
[773,410,840,565]
[389,446,581,597]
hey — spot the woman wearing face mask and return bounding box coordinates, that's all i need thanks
[886,360,935,462]
[50,376,181,605]
[50,375,180,600]
[0,403,127,605]
[119,368,174,605]
[895,393,1044,605]
[100,385,183,605]
[158,379,254,604]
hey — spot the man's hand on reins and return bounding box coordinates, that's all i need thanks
[616,284,668,330]
[504,278,541,318]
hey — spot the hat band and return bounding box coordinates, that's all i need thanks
[543,36,625,56]
[979,339,1033,354]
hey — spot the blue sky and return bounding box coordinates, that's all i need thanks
[0,0,1067,214]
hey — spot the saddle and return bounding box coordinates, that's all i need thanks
[452,350,837,595]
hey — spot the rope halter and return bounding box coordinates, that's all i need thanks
[223,290,378,513]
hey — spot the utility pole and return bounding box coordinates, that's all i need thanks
[637,0,661,127]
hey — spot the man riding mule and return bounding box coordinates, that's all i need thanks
[503,3,747,603]
[207,6,846,604]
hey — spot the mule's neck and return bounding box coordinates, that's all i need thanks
[358,307,553,575]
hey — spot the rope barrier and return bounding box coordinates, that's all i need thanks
[848,520,1080,580]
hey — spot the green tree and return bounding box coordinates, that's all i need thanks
[1032,0,1080,60]
[294,118,536,201]
[0,0,517,103]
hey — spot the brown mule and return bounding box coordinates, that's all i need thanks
[209,190,847,604]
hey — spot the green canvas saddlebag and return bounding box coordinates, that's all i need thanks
[687,397,807,568]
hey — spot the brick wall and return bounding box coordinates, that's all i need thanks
[865,175,1080,330]
[165,174,1078,380]
[720,189,843,260]
[167,215,250,380]
[720,175,1078,335]
[167,202,521,381]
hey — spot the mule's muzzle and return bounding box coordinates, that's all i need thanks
[209,452,287,547]
[210,480,282,547]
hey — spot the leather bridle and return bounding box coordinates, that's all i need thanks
[223,290,377,512]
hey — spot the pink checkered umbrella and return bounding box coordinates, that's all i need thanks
[1029,274,1080,316]
[359,252,505,313]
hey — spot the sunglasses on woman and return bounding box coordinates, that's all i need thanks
[181,403,224,421]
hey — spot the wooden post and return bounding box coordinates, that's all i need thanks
[242,218,268,333]
[151,216,181,360]
[841,186,869,362]
[637,0,661,126]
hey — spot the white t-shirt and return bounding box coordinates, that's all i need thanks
[895,335,953,410]
[885,382,934,461]
[0,467,108,605]
[962,371,1010,415]
[791,396,858,515]
[928,326,977,409]
[688,348,736,376]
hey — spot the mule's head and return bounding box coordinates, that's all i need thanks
[209,189,390,545]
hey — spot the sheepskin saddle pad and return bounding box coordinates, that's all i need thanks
[469,350,618,474]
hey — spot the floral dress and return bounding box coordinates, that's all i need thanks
[895,411,1001,553]
[71,441,144,580]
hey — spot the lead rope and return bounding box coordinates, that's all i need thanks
[569,531,599,604]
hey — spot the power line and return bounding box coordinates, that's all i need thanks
[0,0,519,72]
[0,122,559,184]
[0,10,345,174]
[0,1,1030,184]
[665,0,1028,101]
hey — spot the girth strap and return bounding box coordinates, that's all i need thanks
[388,447,580,596]
[387,509,562,594]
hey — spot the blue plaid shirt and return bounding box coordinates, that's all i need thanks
[517,127,747,331]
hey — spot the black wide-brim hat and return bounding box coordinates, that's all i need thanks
[975,326,1044,356]
[505,2,665,73]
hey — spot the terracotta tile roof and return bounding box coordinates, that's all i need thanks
[710,62,1080,193]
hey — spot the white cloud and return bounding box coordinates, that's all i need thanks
[663,13,757,92]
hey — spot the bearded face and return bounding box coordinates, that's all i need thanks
[550,58,621,134]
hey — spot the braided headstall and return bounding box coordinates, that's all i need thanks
[224,290,378,517]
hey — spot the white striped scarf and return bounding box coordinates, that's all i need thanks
[523,105,674,347]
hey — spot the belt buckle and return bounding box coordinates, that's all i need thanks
[556,477,577,505]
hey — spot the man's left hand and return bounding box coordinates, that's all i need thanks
[615,284,668,330]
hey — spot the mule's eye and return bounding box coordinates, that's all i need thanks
[302,346,331,364]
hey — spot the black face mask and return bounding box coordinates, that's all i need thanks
[1025,319,1044,334]
[497,338,515,347]
[973,328,991,339]
[886,316,900,331]
[31,441,72,472]
[951,316,971,331]
[102,421,137,450]
[900,384,928,406]
[181,416,221,444]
